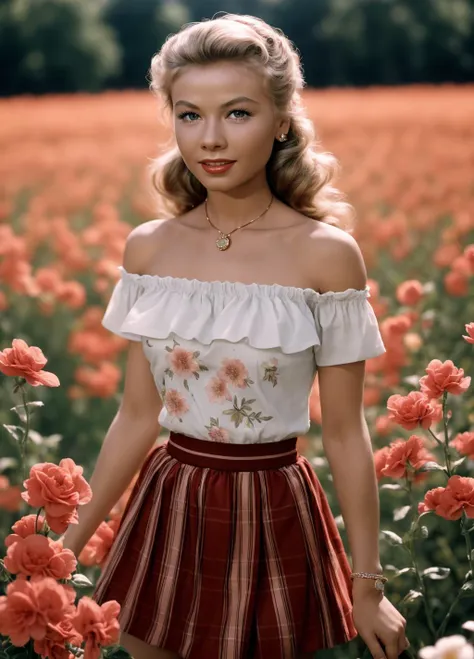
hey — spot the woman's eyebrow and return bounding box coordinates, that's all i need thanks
[174,96,260,109]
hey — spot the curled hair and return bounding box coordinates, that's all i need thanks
[148,14,355,229]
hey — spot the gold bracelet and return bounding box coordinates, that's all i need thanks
[350,572,388,592]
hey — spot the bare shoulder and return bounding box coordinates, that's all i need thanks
[122,218,175,274]
[306,220,368,293]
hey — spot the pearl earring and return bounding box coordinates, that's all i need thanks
[278,133,288,142]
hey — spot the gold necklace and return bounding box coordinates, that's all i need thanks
[205,196,274,251]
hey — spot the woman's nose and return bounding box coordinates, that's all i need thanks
[200,119,227,151]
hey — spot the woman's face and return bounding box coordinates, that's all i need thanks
[170,61,288,194]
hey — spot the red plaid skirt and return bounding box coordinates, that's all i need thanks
[93,432,358,658]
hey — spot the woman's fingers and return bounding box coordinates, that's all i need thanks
[365,635,387,659]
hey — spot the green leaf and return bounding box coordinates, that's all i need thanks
[380,483,404,491]
[183,380,189,392]
[419,525,429,538]
[103,645,132,659]
[400,589,423,605]
[423,567,451,580]
[420,461,446,472]
[164,346,172,352]
[380,530,403,545]
[10,401,44,422]
[461,580,474,597]
[392,567,416,578]
[71,573,93,588]
[2,425,23,442]
[393,505,411,522]
[0,457,18,472]
[452,456,467,467]
[246,399,256,405]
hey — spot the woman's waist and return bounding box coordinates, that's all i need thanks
[166,431,298,471]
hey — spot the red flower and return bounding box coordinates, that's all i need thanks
[419,359,471,398]
[72,597,121,659]
[5,514,46,548]
[0,338,60,387]
[373,447,390,481]
[387,391,439,430]
[396,280,424,306]
[22,459,92,534]
[419,477,474,520]
[4,534,77,580]
[0,578,74,647]
[382,435,436,480]
[463,322,474,344]
[450,432,474,460]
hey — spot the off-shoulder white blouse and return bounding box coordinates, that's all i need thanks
[101,267,386,444]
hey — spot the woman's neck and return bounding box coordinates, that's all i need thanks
[204,187,274,232]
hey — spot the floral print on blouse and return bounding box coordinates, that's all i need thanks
[102,267,387,444]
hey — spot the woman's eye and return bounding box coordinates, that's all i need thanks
[177,111,200,122]
[228,109,251,120]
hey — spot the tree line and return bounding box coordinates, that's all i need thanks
[1,0,473,96]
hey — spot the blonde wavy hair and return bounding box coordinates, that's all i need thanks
[148,13,355,229]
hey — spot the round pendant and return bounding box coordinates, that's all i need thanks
[216,235,231,251]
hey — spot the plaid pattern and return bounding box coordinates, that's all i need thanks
[93,433,358,658]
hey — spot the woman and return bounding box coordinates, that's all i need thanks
[62,13,409,659]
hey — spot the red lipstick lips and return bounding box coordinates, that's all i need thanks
[199,160,236,175]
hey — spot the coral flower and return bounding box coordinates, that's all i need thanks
[4,534,77,580]
[168,346,200,376]
[396,280,424,306]
[450,432,474,460]
[79,519,120,568]
[72,597,121,659]
[463,322,474,344]
[382,435,436,480]
[34,615,83,659]
[419,359,471,398]
[373,446,390,481]
[0,475,22,512]
[164,389,189,418]
[22,459,92,534]
[419,634,474,659]
[419,477,474,520]
[205,376,232,403]
[5,513,46,548]
[0,577,74,647]
[386,391,439,430]
[0,338,60,386]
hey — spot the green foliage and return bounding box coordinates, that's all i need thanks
[0,0,121,95]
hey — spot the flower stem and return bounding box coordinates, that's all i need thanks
[436,590,462,639]
[406,479,437,639]
[18,383,31,484]
[461,512,474,579]
[441,391,453,477]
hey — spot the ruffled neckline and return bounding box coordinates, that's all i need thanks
[117,266,371,303]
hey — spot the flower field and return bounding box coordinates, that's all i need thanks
[1,84,474,658]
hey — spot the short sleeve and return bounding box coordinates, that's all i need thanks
[312,287,386,367]
[101,268,144,341]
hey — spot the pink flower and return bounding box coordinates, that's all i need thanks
[78,519,120,568]
[419,477,474,520]
[168,347,199,376]
[206,376,232,403]
[387,391,439,430]
[419,359,471,398]
[0,578,74,647]
[463,322,474,344]
[5,514,47,548]
[0,475,22,512]
[218,358,249,389]
[164,389,189,417]
[208,426,230,442]
[72,597,121,659]
[382,435,436,481]
[34,615,83,659]
[396,280,424,306]
[0,338,60,387]
[22,459,92,535]
[4,534,77,580]
[450,432,474,460]
[373,446,390,481]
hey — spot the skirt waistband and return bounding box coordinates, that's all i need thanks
[166,432,298,471]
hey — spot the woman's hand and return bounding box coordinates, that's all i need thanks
[352,583,409,659]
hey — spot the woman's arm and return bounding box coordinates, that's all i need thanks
[61,226,163,556]
[313,230,407,659]
[318,360,383,581]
